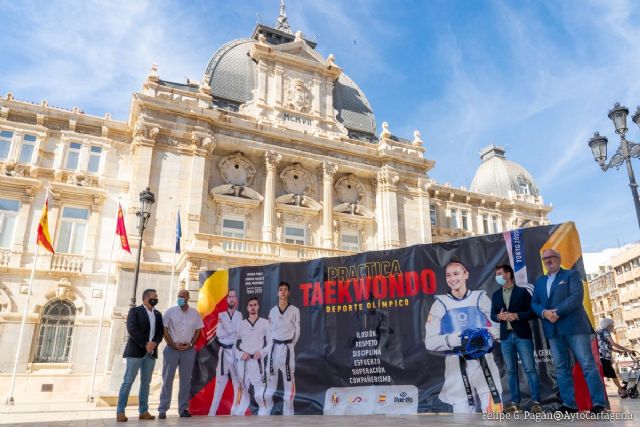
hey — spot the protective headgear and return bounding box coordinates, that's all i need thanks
[458,328,494,360]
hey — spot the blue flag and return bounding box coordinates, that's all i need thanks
[175,209,182,253]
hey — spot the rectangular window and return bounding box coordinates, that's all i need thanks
[18,134,37,164]
[461,210,469,231]
[222,217,245,239]
[492,215,500,233]
[519,182,530,195]
[430,204,438,226]
[0,130,13,160]
[284,224,306,245]
[450,208,459,229]
[56,207,89,254]
[65,142,82,170]
[341,231,360,252]
[87,146,102,173]
[482,214,489,234]
[0,198,20,248]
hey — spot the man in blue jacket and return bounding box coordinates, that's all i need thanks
[491,264,542,414]
[531,249,605,413]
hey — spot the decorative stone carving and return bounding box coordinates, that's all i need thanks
[133,119,146,138]
[199,74,212,95]
[321,162,338,179]
[66,170,95,187]
[284,77,312,113]
[280,163,312,196]
[380,121,392,139]
[413,130,423,146]
[148,127,159,141]
[376,166,400,188]
[258,33,268,44]
[56,278,72,299]
[218,152,256,187]
[148,63,159,82]
[1,160,25,177]
[335,174,365,204]
[265,151,282,171]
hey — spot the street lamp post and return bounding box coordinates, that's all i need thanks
[588,102,640,229]
[131,187,155,307]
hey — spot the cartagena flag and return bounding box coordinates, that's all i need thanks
[116,203,131,254]
[36,196,55,253]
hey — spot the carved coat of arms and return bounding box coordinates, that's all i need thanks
[285,78,312,113]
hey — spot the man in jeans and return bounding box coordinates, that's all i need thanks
[116,289,164,422]
[531,249,606,414]
[158,289,204,419]
[491,264,542,413]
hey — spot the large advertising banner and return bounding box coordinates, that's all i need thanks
[188,222,601,415]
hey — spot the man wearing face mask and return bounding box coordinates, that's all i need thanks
[490,264,542,414]
[158,289,204,419]
[116,289,164,422]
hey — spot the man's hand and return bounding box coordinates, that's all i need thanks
[543,309,559,323]
[146,341,157,353]
[177,343,190,351]
[254,351,262,360]
[241,352,250,361]
[505,312,519,322]
[497,309,509,321]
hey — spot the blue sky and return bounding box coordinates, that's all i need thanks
[2,0,640,252]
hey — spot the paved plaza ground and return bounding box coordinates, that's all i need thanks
[1,386,637,427]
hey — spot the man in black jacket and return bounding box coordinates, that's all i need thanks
[116,289,164,422]
[490,264,542,414]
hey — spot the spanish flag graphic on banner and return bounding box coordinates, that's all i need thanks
[189,270,235,415]
[36,196,54,253]
[115,203,131,254]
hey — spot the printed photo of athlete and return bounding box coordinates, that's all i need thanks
[425,258,503,413]
[264,281,300,416]
[233,297,270,416]
[208,289,242,416]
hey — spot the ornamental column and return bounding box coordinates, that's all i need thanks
[321,162,338,248]
[262,151,281,242]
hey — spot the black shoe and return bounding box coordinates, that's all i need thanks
[556,405,577,414]
[158,413,166,419]
[591,405,606,414]
[180,410,192,418]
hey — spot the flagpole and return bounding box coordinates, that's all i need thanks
[87,203,119,402]
[6,244,40,405]
[168,206,180,304]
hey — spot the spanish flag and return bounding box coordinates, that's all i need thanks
[116,203,131,254]
[36,196,55,254]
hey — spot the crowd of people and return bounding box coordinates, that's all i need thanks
[114,282,299,422]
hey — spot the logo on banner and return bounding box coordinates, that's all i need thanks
[350,396,366,404]
[393,391,414,404]
[330,392,340,406]
[378,394,387,404]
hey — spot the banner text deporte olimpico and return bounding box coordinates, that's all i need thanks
[188,222,602,415]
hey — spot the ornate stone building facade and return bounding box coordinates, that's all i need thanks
[0,11,550,403]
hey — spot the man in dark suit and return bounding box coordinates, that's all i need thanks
[116,289,164,422]
[531,249,606,414]
[491,264,542,414]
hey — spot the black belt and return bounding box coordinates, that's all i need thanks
[216,338,233,375]
[458,355,502,409]
[269,339,293,381]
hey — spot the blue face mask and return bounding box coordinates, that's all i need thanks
[495,275,507,286]
[177,297,187,307]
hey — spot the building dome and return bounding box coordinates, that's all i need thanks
[470,145,541,199]
[203,28,377,140]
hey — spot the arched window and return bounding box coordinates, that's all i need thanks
[35,300,76,363]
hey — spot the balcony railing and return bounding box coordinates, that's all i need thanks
[0,248,10,267]
[50,253,84,273]
[190,233,354,261]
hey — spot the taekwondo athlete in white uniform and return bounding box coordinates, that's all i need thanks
[425,258,503,413]
[264,281,300,416]
[233,296,270,415]
[208,289,242,416]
